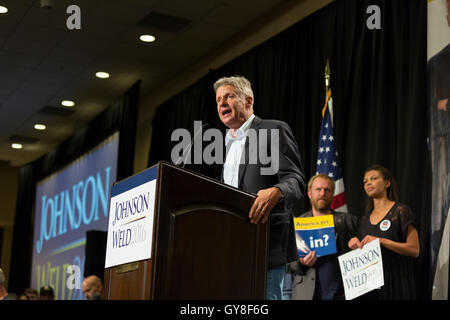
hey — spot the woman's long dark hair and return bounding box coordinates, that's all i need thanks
[365,165,400,214]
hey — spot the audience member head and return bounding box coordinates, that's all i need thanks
[82,275,103,300]
[22,288,38,300]
[39,285,55,300]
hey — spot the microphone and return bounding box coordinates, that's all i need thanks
[174,122,209,168]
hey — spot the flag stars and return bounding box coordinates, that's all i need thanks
[316,103,346,211]
[317,109,343,182]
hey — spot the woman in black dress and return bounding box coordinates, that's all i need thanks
[348,165,419,299]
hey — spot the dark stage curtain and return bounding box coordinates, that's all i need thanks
[8,163,35,296]
[148,0,430,299]
[8,81,141,295]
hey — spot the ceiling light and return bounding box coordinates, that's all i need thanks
[11,143,23,149]
[139,34,155,42]
[96,71,110,79]
[0,6,8,14]
[34,124,47,130]
[61,100,75,107]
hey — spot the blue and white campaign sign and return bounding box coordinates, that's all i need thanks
[105,166,157,268]
[338,239,384,300]
[294,215,337,257]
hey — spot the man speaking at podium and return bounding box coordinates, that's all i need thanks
[214,76,306,299]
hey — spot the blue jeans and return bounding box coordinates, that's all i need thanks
[266,266,287,300]
[282,271,293,300]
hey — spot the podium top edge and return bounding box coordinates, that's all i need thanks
[114,161,256,199]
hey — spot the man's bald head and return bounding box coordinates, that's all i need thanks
[82,275,103,300]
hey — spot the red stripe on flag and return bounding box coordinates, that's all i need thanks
[331,192,346,210]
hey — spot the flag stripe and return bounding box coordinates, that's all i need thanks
[334,178,345,195]
[331,192,346,210]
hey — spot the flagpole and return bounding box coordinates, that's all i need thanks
[325,59,330,94]
[324,59,334,125]
[323,59,332,121]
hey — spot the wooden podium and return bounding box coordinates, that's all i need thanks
[103,161,268,299]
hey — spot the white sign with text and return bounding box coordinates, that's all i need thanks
[105,176,156,268]
[338,239,384,300]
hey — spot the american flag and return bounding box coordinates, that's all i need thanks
[316,89,347,212]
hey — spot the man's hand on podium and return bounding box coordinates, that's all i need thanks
[248,187,282,224]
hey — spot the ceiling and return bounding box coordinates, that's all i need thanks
[0,0,292,167]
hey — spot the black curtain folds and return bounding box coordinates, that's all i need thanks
[8,80,141,295]
[148,0,431,298]
[8,163,35,295]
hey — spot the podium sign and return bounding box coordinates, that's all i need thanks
[105,166,157,268]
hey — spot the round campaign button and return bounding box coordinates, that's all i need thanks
[380,219,391,231]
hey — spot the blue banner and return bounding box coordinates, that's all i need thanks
[31,132,119,300]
